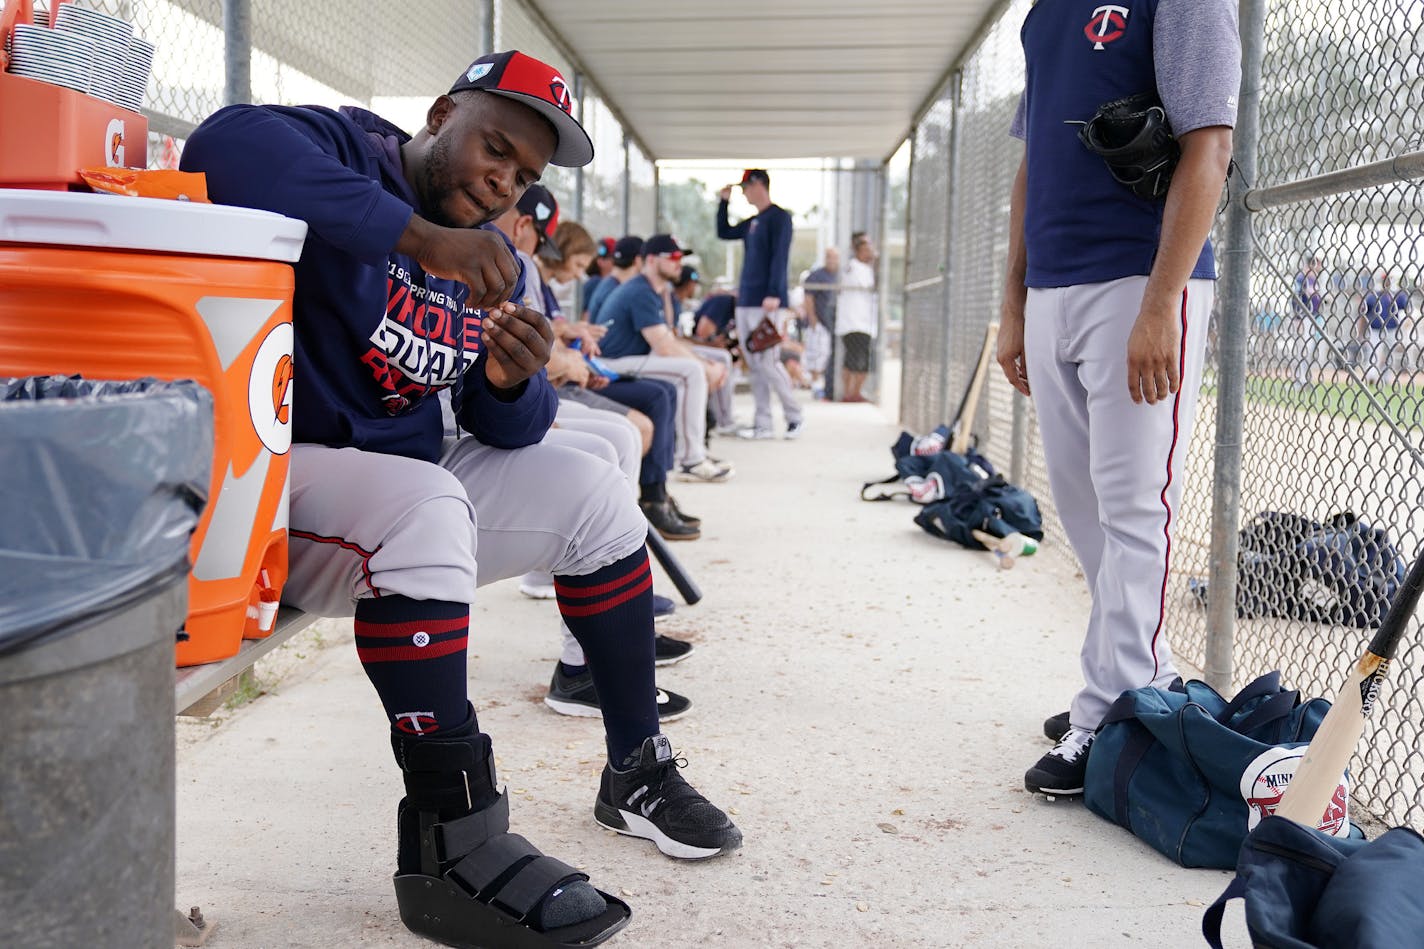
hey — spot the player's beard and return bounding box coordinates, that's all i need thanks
[419,134,475,230]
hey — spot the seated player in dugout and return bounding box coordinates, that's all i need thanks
[181,50,741,949]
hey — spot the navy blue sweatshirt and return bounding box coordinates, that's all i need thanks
[717,200,793,307]
[181,103,556,464]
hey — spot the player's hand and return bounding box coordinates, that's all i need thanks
[403,217,521,311]
[762,296,779,312]
[577,322,605,356]
[703,357,728,391]
[717,186,733,201]
[996,307,1031,397]
[586,371,609,391]
[1126,303,1181,405]
[482,301,554,391]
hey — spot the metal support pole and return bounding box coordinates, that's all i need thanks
[222,0,251,106]
[871,163,890,401]
[573,73,586,222]
[653,163,661,229]
[940,72,964,430]
[899,128,918,424]
[621,135,631,234]
[481,0,494,52]
[1203,0,1267,691]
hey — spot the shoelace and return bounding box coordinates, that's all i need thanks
[629,753,694,816]
[1050,728,1094,764]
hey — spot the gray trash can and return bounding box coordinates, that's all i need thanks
[0,375,211,949]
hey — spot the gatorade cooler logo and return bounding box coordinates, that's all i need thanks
[1240,747,1350,837]
[105,118,126,166]
[248,323,294,455]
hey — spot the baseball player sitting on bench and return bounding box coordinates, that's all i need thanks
[182,49,741,949]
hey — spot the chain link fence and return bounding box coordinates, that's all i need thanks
[898,0,1424,828]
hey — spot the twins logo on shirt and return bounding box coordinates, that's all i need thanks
[1085,4,1130,49]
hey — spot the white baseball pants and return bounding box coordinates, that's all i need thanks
[1024,275,1214,729]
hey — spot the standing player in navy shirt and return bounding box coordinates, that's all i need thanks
[183,50,740,949]
[717,169,806,439]
[996,2,1240,798]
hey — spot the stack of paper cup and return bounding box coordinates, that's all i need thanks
[54,3,132,106]
[5,23,95,94]
[120,37,154,111]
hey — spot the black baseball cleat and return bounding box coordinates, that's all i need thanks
[1043,710,1070,743]
[666,495,700,528]
[652,594,676,622]
[654,633,694,666]
[1025,726,1095,799]
[595,735,742,860]
[640,499,700,541]
[544,664,691,721]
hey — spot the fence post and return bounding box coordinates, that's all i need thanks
[222,0,251,106]
[621,134,631,234]
[899,128,918,420]
[1203,0,1267,691]
[940,72,963,426]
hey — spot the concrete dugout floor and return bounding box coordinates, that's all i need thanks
[175,365,1250,948]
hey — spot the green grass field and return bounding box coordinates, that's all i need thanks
[1204,373,1424,427]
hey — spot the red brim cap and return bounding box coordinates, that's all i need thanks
[451,51,594,168]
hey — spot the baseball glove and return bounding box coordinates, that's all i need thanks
[1073,92,1180,200]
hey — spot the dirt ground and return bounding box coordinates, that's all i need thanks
[174,379,1254,948]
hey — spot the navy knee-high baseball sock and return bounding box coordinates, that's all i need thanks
[354,596,469,736]
[555,550,660,764]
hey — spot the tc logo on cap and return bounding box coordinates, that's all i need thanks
[549,77,572,113]
[466,62,493,83]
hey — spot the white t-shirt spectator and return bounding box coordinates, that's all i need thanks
[836,258,877,337]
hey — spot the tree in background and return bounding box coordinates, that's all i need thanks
[657,177,730,285]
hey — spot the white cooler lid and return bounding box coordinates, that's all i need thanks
[0,189,308,262]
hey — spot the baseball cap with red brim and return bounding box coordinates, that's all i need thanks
[643,234,685,259]
[449,51,593,167]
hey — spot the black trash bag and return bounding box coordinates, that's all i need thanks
[0,374,212,655]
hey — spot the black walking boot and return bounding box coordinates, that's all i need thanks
[391,706,630,947]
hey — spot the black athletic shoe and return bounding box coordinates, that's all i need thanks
[653,594,676,621]
[1044,710,1071,743]
[543,664,690,721]
[640,499,701,540]
[1025,726,1095,798]
[654,633,694,666]
[595,735,742,860]
[666,495,701,529]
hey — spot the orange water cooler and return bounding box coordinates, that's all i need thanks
[0,189,308,665]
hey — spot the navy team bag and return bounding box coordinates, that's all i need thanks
[1083,672,1357,870]
[1203,817,1424,949]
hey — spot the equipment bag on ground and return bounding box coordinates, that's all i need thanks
[1202,816,1424,949]
[1192,511,1405,629]
[1084,672,1359,870]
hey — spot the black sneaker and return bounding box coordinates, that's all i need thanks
[653,594,676,621]
[1043,710,1070,743]
[666,495,701,529]
[595,735,742,860]
[640,499,701,540]
[654,633,694,666]
[1025,726,1095,798]
[543,664,691,721]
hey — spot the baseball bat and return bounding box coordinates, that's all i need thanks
[1273,543,1424,826]
[971,529,1016,570]
[950,322,1000,454]
[645,526,702,606]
